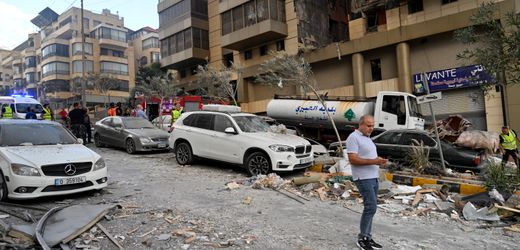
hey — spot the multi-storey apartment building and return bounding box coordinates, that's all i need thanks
[158,0,519,132]
[0,7,137,106]
[129,26,161,71]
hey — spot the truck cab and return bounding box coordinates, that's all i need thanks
[374,91,424,130]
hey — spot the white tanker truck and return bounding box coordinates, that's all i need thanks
[266,91,425,143]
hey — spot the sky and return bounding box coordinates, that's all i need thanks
[0,0,159,50]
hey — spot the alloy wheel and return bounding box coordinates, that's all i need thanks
[249,155,270,175]
[126,139,136,154]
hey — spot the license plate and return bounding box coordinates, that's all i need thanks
[55,176,86,186]
[158,143,166,148]
[300,157,313,164]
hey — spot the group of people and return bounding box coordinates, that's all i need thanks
[57,103,92,144]
[106,102,147,120]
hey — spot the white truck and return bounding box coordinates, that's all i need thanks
[266,91,425,142]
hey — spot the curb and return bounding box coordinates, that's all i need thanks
[384,172,486,195]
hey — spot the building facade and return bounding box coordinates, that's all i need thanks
[158,0,517,132]
[129,26,161,71]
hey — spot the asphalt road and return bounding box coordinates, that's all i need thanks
[3,146,519,249]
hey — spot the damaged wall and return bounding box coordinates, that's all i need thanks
[294,0,348,49]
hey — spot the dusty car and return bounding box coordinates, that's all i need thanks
[169,106,313,175]
[304,137,329,157]
[151,115,172,132]
[94,117,170,154]
[0,120,107,200]
[372,129,484,171]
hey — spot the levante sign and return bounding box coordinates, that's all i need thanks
[412,65,493,94]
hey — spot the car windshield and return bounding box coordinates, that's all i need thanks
[0,123,77,146]
[123,118,155,129]
[16,103,43,113]
[233,115,270,133]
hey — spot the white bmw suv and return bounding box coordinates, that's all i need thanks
[169,108,313,175]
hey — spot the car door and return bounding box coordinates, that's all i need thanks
[111,117,126,146]
[187,113,215,158]
[208,114,242,163]
[96,118,112,144]
[103,117,123,146]
[373,131,403,161]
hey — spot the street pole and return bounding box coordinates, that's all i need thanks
[80,0,87,108]
[423,73,446,170]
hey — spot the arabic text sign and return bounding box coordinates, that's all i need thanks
[417,92,442,104]
[413,65,493,94]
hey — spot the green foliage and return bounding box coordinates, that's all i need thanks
[194,63,239,106]
[406,139,431,173]
[136,62,165,86]
[85,73,121,107]
[454,2,520,91]
[483,159,520,193]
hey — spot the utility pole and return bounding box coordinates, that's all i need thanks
[422,73,446,170]
[80,0,87,107]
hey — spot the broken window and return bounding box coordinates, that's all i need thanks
[329,19,339,42]
[245,1,256,26]
[276,40,285,51]
[244,50,253,60]
[370,58,382,81]
[257,0,268,22]
[408,0,424,14]
[223,53,234,67]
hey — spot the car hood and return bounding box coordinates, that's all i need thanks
[241,132,310,146]
[0,144,100,167]
[127,128,169,138]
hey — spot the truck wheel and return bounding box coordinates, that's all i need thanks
[245,152,271,176]
[126,138,136,154]
[175,142,193,165]
[0,171,8,201]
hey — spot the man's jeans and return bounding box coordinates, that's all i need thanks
[355,178,379,239]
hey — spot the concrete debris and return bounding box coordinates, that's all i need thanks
[489,188,505,205]
[225,182,241,190]
[156,233,171,241]
[462,202,500,221]
[243,196,253,205]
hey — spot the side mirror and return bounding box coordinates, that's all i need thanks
[224,127,237,134]
[77,138,84,144]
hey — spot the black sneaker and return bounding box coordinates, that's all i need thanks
[370,238,382,249]
[357,237,374,250]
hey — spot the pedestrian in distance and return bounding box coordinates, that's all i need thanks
[107,102,116,116]
[25,107,37,119]
[499,125,520,169]
[345,115,387,250]
[59,107,69,127]
[115,102,123,116]
[68,103,87,144]
[135,104,148,120]
[42,103,54,121]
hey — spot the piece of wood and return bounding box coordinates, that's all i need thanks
[283,189,311,201]
[504,224,520,233]
[127,226,140,235]
[274,189,305,204]
[495,204,520,214]
[138,228,157,238]
[293,175,321,186]
[96,223,123,250]
[411,192,423,207]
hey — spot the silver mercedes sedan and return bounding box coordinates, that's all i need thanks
[93,117,170,154]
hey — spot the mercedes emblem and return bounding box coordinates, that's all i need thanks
[64,164,77,176]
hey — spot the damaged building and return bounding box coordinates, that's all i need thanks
[158,0,520,132]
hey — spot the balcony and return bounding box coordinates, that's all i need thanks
[99,38,128,49]
[99,55,128,64]
[158,0,183,13]
[221,19,287,50]
[161,47,209,70]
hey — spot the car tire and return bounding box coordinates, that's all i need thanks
[94,134,104,147]
[245,152,271,176]
[175,142,193,165]
[126,138,136,154]
[0,171,8,201]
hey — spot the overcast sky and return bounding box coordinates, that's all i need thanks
[0,0,159,50]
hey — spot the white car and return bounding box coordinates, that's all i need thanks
[169,109,314,175]
[151,115,172,132]
[0,120,107,200]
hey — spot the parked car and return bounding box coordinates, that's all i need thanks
[94,117,170,154]
[304,137,329,157]
[152,115,172,132]
[0,120,107,200]
[169,107,314,175]
[372,129,484,171]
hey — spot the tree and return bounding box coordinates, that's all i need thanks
[454,2,520,90]
[254,51,343,152]
[132,72,178,127]
[86,73,120,108]
[194,63,241,106]
[136,62,164,86]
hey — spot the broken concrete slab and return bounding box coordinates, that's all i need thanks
[35,204,118,249]
[462,202,500,221]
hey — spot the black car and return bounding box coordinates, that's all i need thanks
[372,129,483,171]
